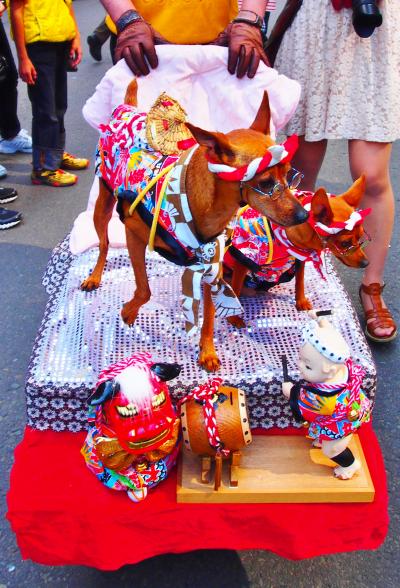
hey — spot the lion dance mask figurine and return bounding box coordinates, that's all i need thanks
[82,352,181,502]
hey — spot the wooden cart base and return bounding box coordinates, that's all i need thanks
[177,435,375,503]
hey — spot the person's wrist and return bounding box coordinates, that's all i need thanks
[232,10,264,28]
[116,9,143,34]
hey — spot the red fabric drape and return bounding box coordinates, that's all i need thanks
[7,424,388,570]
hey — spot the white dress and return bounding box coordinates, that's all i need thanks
[274,0,400,142]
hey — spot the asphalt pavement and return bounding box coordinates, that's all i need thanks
[0,1,399,586]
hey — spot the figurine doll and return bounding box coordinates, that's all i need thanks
[82,352,181,502]
[282,314,371,479]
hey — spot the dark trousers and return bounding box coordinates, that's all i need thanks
[0,20,21,140]
[26,41,69,170]
[92,18,117,64]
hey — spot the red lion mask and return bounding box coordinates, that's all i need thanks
[89,353,181,454]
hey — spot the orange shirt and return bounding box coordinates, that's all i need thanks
[106,0,238,44]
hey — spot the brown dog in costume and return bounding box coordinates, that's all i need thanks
[225,178,370,328]
[81,81,308,371]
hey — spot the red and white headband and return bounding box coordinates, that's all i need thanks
[304,200,371,236]
[206,134,299,182]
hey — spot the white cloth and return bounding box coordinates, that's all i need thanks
[274,0,400,142]
[70,45,301,255]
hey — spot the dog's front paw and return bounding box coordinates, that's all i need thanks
[198,348,221,372]
[81,276,101,291]
[296,297,313,311]
[121,301,139,325]
[227,315,246,329]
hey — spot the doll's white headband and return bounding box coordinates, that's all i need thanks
[302,322,350,363]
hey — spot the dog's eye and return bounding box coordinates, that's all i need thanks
[258,179,275,192]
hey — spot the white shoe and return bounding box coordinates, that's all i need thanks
[0,130,32,154]
[0,163,7,178]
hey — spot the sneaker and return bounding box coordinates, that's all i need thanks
[0,130,32,154]
[61,152,89,170]
[0,163,7,179]
[0,186,18,204]
[0,207,22,229]
[87,34,103,62]
[31,168,78,187]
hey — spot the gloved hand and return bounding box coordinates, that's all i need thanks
[213,22,270,78]
[115,20,169,77]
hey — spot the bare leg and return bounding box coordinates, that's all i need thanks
[349,140,396,339]
[81,181,115,290]
[321,436,360,480]
[291,137,328,191]
[121,227,151,325]
[199,283,220,372]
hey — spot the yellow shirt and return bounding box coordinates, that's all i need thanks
[106,0,238,44]
[21,0,76,44]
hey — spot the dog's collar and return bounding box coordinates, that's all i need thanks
[206,134,298,182]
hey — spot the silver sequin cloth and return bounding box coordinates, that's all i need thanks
[26,238,376,432]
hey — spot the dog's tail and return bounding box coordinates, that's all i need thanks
[124,79,138,107]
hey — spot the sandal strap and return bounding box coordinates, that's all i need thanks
[359,282,397,338]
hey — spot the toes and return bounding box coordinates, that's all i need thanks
[199,352,221,372]
[296,299,313,311]
[81,278,100,291]
[121,305,138,325]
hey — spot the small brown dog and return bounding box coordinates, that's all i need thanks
[226,177,370,328]
[81,81,308,371]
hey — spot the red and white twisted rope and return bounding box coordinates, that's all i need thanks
[179,378,230,457]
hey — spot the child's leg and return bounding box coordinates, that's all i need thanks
[321,436,361,480]
[54,42,69,159]
[26,42,61,171]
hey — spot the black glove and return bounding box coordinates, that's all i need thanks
[115,20,169,77]
[213,22,270,78]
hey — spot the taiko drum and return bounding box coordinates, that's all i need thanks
[180,386,252,456]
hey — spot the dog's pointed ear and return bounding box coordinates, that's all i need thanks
[340,175,366,207]
[185,123,234,162]
[124,79,138,107]
[151,362,181,381]
[88,380,119,406]
[311,188,334,226]
[250,91,271,136]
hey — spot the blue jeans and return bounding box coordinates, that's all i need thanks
[27,41,70,170]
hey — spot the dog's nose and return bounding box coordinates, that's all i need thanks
[359,257,369,268]
[295,207,309,224]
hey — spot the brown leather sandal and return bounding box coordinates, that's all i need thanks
[359,282,397,343]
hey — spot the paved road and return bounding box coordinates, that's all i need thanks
[1,1,399,586]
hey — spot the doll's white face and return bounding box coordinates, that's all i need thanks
[298,343,336,383]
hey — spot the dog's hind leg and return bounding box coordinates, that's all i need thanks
[227,260,247,329]
[81,180,115,291]
[199,283,221,372]
[121,226,151,325]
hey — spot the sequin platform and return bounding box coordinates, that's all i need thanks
[26,238,376,432]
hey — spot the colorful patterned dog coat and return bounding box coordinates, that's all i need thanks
[96,104,243,334]
[226,196,324,289]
